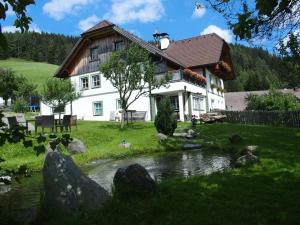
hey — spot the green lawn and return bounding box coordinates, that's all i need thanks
[0,58,58,91]
[1,122,300,225]
[0,121,165,171]
[37,122,300,225]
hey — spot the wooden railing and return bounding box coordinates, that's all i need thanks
[222,111,300,128]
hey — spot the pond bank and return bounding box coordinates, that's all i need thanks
[0,149,231,223]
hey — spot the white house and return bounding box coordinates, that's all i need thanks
[41,20,234,121]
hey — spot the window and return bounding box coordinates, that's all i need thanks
[90,47,98,61]
[93,101,103,116]
[116,99,122,109]
[52,105,65,114]
[80,76,89,90]
[155,62,167,74]
[193,95,204,111]
[211,99,215,110]
[170,96,179,111]
[114,41,125,51]
[92,74,101,88]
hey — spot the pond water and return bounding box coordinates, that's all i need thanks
[0,150,231,219]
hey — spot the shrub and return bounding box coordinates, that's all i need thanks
[12,97,29,113]
[245,89,300,111]
[154,97,177,136]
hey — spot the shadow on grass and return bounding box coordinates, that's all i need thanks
[42,170,300,225]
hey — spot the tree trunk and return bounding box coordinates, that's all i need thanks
[120,108,127,129]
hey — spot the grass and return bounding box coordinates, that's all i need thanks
[1,122,300,224]
[0,121,200,171]
[0,58,58,91]
[36,123,300,225]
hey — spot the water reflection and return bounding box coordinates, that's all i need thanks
[0,150,231,214]
[88,150,230,191]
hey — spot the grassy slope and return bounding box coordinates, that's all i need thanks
[0,121,196,171]
[0,122,165,170]
[0,58,58,91]
[42,123,300,225]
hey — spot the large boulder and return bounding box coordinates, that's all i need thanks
[236,152,259,167]
[42,151,110,215]
[113,164,157,198]
[229,134,242,144]
[67,138,86,154]
[157,133,168,142]
[186,129,197,139]
[0,176,12,185]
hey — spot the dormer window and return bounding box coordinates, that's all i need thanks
[90,47,99,61]
[114,41,125,51]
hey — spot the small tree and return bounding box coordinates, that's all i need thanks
[154,97,177,136]
[41,78,80,121]
[0,68,18,106]
[100,43,169,128]
[13,75,37,112]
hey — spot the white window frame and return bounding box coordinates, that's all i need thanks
[90,47,99,61]
[93,101,103,116]
[193,95,204,111]
[80,76,89,90]
[91,74,101,89]
[116,99,122,110]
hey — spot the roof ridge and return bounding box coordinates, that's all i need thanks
[172,33,224,44]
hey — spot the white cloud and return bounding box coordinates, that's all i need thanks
[79,15,100,31]
[201,25,233,43]
[104,0,165,24]
[2,23,41,33]
[129,29,142,38]
[192,6,206,18]
[43,0,92,20]
[6,6,14,16]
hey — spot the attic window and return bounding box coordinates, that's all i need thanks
[114,41,125,51]
[90,47,99,61]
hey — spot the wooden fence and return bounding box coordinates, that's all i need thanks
[221,111,300,128]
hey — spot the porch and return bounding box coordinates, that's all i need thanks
[151,89,206,122]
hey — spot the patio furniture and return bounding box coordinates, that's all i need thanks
[123,111,147,122]
[40,115,55,133]
[7,116,19,128]
[55,115,73,132]
[7,116,29,133]
[71,115,78,129]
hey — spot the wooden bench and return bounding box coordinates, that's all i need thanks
[124,111,147,122]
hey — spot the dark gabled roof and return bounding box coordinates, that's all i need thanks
[83,20,114,34]
[55,20,231,78]
[113,26,184,67]
[165,33,225,68]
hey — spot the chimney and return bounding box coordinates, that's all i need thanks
[153,31,170,50]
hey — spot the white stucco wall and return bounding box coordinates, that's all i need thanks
[205,69,226,111]
[40,69,226,121]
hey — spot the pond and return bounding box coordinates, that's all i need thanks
[0,149,231,220]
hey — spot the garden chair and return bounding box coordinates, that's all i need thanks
[56,115,73,132]
[71,115,78,129]
[7,116,29,133]
[40,115,55,133]
[7,116,19,128]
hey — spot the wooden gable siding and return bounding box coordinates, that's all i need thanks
[207,43,234,81]
[69,34,129,76]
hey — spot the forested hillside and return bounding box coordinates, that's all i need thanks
[0,32,78,65]
[226,44,290,92]
[0,32,293,92]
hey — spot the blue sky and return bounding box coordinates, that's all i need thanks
[2,0,269,49]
